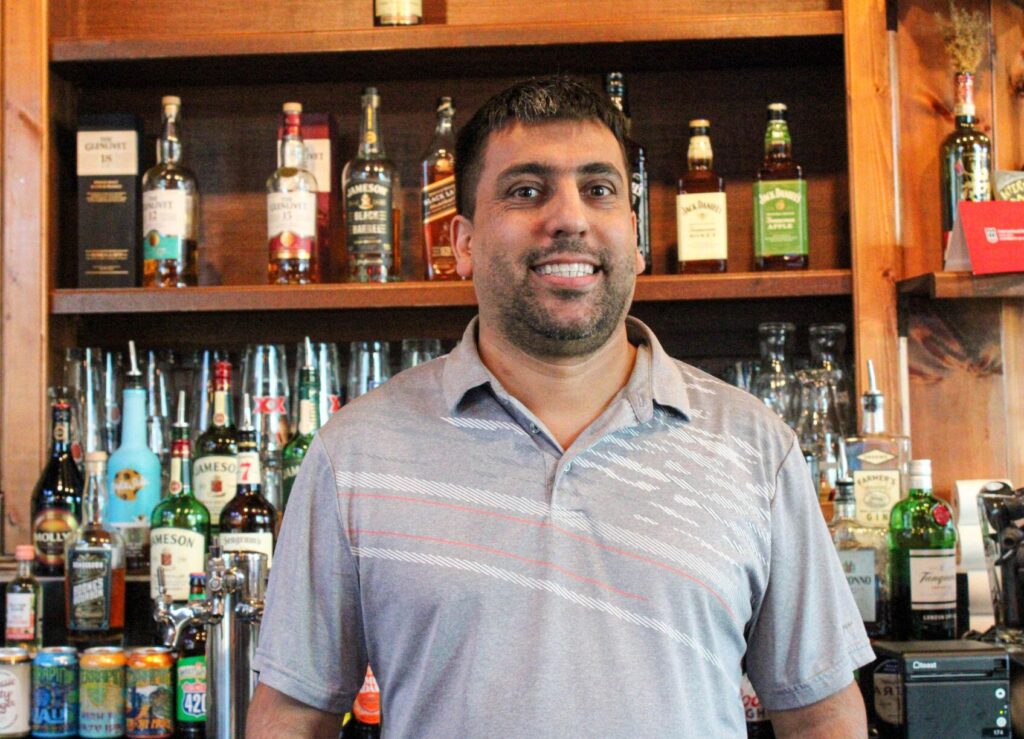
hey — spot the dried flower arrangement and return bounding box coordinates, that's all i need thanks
[936,0,988,74]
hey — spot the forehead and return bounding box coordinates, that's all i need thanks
[478,119,629,182]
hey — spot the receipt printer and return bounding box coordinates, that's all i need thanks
[869,641,1010,738]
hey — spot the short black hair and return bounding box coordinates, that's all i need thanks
[454,75,628,219]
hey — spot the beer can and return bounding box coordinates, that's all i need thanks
[79,647,126,739]
[30,647,77,738]
[0,647,31,737]
[125,647,174,739]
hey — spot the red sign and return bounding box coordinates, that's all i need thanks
[944,201,1024,274]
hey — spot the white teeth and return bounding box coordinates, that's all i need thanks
[535,262,596,277]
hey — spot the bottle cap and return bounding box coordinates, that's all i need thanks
[282,102,303,114]
[834,478,855,502]
[14,545,34,561]
[909,459,932,489]
[436,96,454,114]
[84,450,108,463]
[161,95,181,107]
[689,118,710,129]
[767,102,788,119]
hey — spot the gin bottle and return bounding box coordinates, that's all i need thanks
[282,347,320,511]
[421,97,458,280]
[5,545,42,654]
[753,103,808,270]
[830,477,889,637]
[677,119,727,273]
[605,72,651,274]
[267,102,319,285]
[194,360,238,535]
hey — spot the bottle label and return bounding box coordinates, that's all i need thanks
[958,149,992,201]
[110,466,148,505]
[168,457,185,495]
[422,175,456,225]
[68,549,112,631]
[211,390,230,427]
[353,667,380,724]
[5,592,35,641]
[676,192,728,262]
[80,661,124,737]
[279,139,332,194]
[150,527,207,600]
[77,130,139,176]
[908,549,956,610]
[375,0,422,22]
[33,509,79,568]
[740,673,767,725]
[852,470,900,528]
[176,655,207,724]
[219,531,274,567]
[298,398,318,435]
[345,181,394,256]
[838,549,877,623]
[237,451,263,487]
[110,522,149,570]
[194,455,237,521]
[143,189,192,261]
[753,179,808,257]
[267,191,316,260]
[873,659,903,727]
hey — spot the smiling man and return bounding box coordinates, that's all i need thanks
[247,76,873,738]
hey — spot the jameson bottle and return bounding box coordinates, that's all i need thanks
[267,102,319,285]
[219,396,277,567]
[66,451,126,648]
[753,103,808,270]
[605,72,651,274]
[142,95,199,288]
[282,353,320,511]
[677,119,728,273]
[150,391,210,602]
[32,388,83,576]
[421,97,458,280]
[830,478,889,637]
[344,87,400,283]
[107,341,162,574]
[194,360,238,534]
[176,573,208,737]
[940,71,992,249]
[6,545,42,654]
[888,459,959,640]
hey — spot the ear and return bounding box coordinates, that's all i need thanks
[452,214,475,279]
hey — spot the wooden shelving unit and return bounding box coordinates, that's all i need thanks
[898,271,1024,300]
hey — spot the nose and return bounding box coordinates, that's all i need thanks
[542,183,588,239]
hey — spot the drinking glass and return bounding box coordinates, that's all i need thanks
[401,338,442,371]
[347,341,391,401]
[809,322,852,435]
[293,340,343,428]
[750,322,798,428]
[242,344,289,512]
[143,349,174,492]
[63,347,106,466]
[795,368,843,503]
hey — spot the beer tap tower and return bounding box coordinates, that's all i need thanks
[155,545,269,739]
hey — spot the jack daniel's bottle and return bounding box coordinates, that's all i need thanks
[677,119,728,273]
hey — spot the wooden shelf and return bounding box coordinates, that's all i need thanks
[51,270,851,316]
[898,271,1024,299]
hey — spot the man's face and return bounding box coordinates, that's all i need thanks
[452,120,642,359]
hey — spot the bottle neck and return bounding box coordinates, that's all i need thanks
[169,436,193,498]
[435,111,454,138]
[359,100,384,158]
[211,387,235,428]
[764,120,793,162]
[49,405,73,457]
[954,72,977,125]
[833,497,856,521]
[121,386,148,446]
[861,395,886,434]
[159,108,182,166]
[16,559,32,579]
[909,485,933,500]
[687,134,713,171]
[83,472,104,527]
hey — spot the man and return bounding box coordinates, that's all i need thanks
[248,76,873,738]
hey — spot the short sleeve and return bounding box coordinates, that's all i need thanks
[745,438,875,711]
[252,434,367,713]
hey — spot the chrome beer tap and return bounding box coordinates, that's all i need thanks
[153,565,211,649]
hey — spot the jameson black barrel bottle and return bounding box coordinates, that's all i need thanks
[32,389,83,576]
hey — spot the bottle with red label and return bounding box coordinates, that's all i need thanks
[267,101,319,285]
[31,387,83,576]
[6,545,42,654]
[342,666,381,739]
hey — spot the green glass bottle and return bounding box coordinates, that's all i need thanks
[888,459,959,640]
[194,359,238,536]
[150,391,210,602]
[282,344,320,511]
[753,102,808,270]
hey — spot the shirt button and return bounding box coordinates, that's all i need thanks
[529,423,540,434]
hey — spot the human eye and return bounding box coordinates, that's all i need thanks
[584,181,617,200]
[509,183,542,200]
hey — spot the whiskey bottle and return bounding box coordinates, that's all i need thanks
[829,477,889,638]
[940,71,992,250]
[421,97,458,280]
[219,396,277,567]
[176,572,208,737]
[31,388,83,576]
[344,87,400,283]
[605,72,651,274]
[107,341,162,574]
[150,391,210,601]
[142,95,199,288]
[677,119,727,273]
[194,359,238,535]
[753,103,808,270]
[888,459,958,639]
[374,0,421,25]
[66,451,126,648]
[282,349,320,511]
[843,359,910,528]
[5,545,42,655]
[267,102,319,285]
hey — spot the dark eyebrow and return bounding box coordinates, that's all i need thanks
[495,161,624,186]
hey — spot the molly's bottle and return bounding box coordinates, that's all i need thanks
[267,102,319,285]
[421,97,458,280]
[6,545,42,654]
[677,118,728,273]
[194,360,238,535]
[753,103,808,270]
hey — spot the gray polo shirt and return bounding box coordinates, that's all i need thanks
[253,317,873,737]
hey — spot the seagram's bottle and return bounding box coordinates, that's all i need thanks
[282,353,320,511]
[6,545,42,655]
[267,102,319,285]
[142,95,199,288]
[753,103,808,270]
[421,97,458,280]
[194,359,238,535]
[605,72,651,275]
[940,71,992,250]
[344,87,400,283]
[677,119,728,273]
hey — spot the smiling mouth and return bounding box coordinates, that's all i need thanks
[533,262,599,278]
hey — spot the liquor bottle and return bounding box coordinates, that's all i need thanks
[219,396,277,567]
[753,102,809,270]
[194,359,238,535]
[5,545,42,655]
[282,348,320,511]
[344,87,400,283]
[421,97,458,280]
[374,0,421,25]
[342,667,381,739]
[176,573,208,738]
[888,459,959,640]
[141,95,199,288]
[940,71,992,250]
[677,118,728,273]
[605,72,651,274]
[150,391,210,602]
[267,102,319,285]
[843,360,911,528]
[31,389,83,576]
[740,672,775,739]
[107,341,162,574]
[66,450,127,648]
[829,477,889,638]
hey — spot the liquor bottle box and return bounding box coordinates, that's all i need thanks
[76,114,142,287]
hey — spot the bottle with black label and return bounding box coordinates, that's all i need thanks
[605,72,651,274]
[32,388,83,576]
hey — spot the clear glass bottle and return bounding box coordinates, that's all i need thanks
[753,102,808,270]
[830,477,889,638]
[750,322,798,428]
[677,118,727,274]
[5,545,42,655]
[344,87,400,283]
[66,450,126,648]
[194,359,238,536]
[940,71,992,250]
[374,0,421,25]
[282,351,320,511]
[267,102,319,285]
[795,369,843,503]
[808,323,852,434]
[142,95,199,288]
[605,72,651,275]
[421,97,458,280]
[888,459,959,640]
